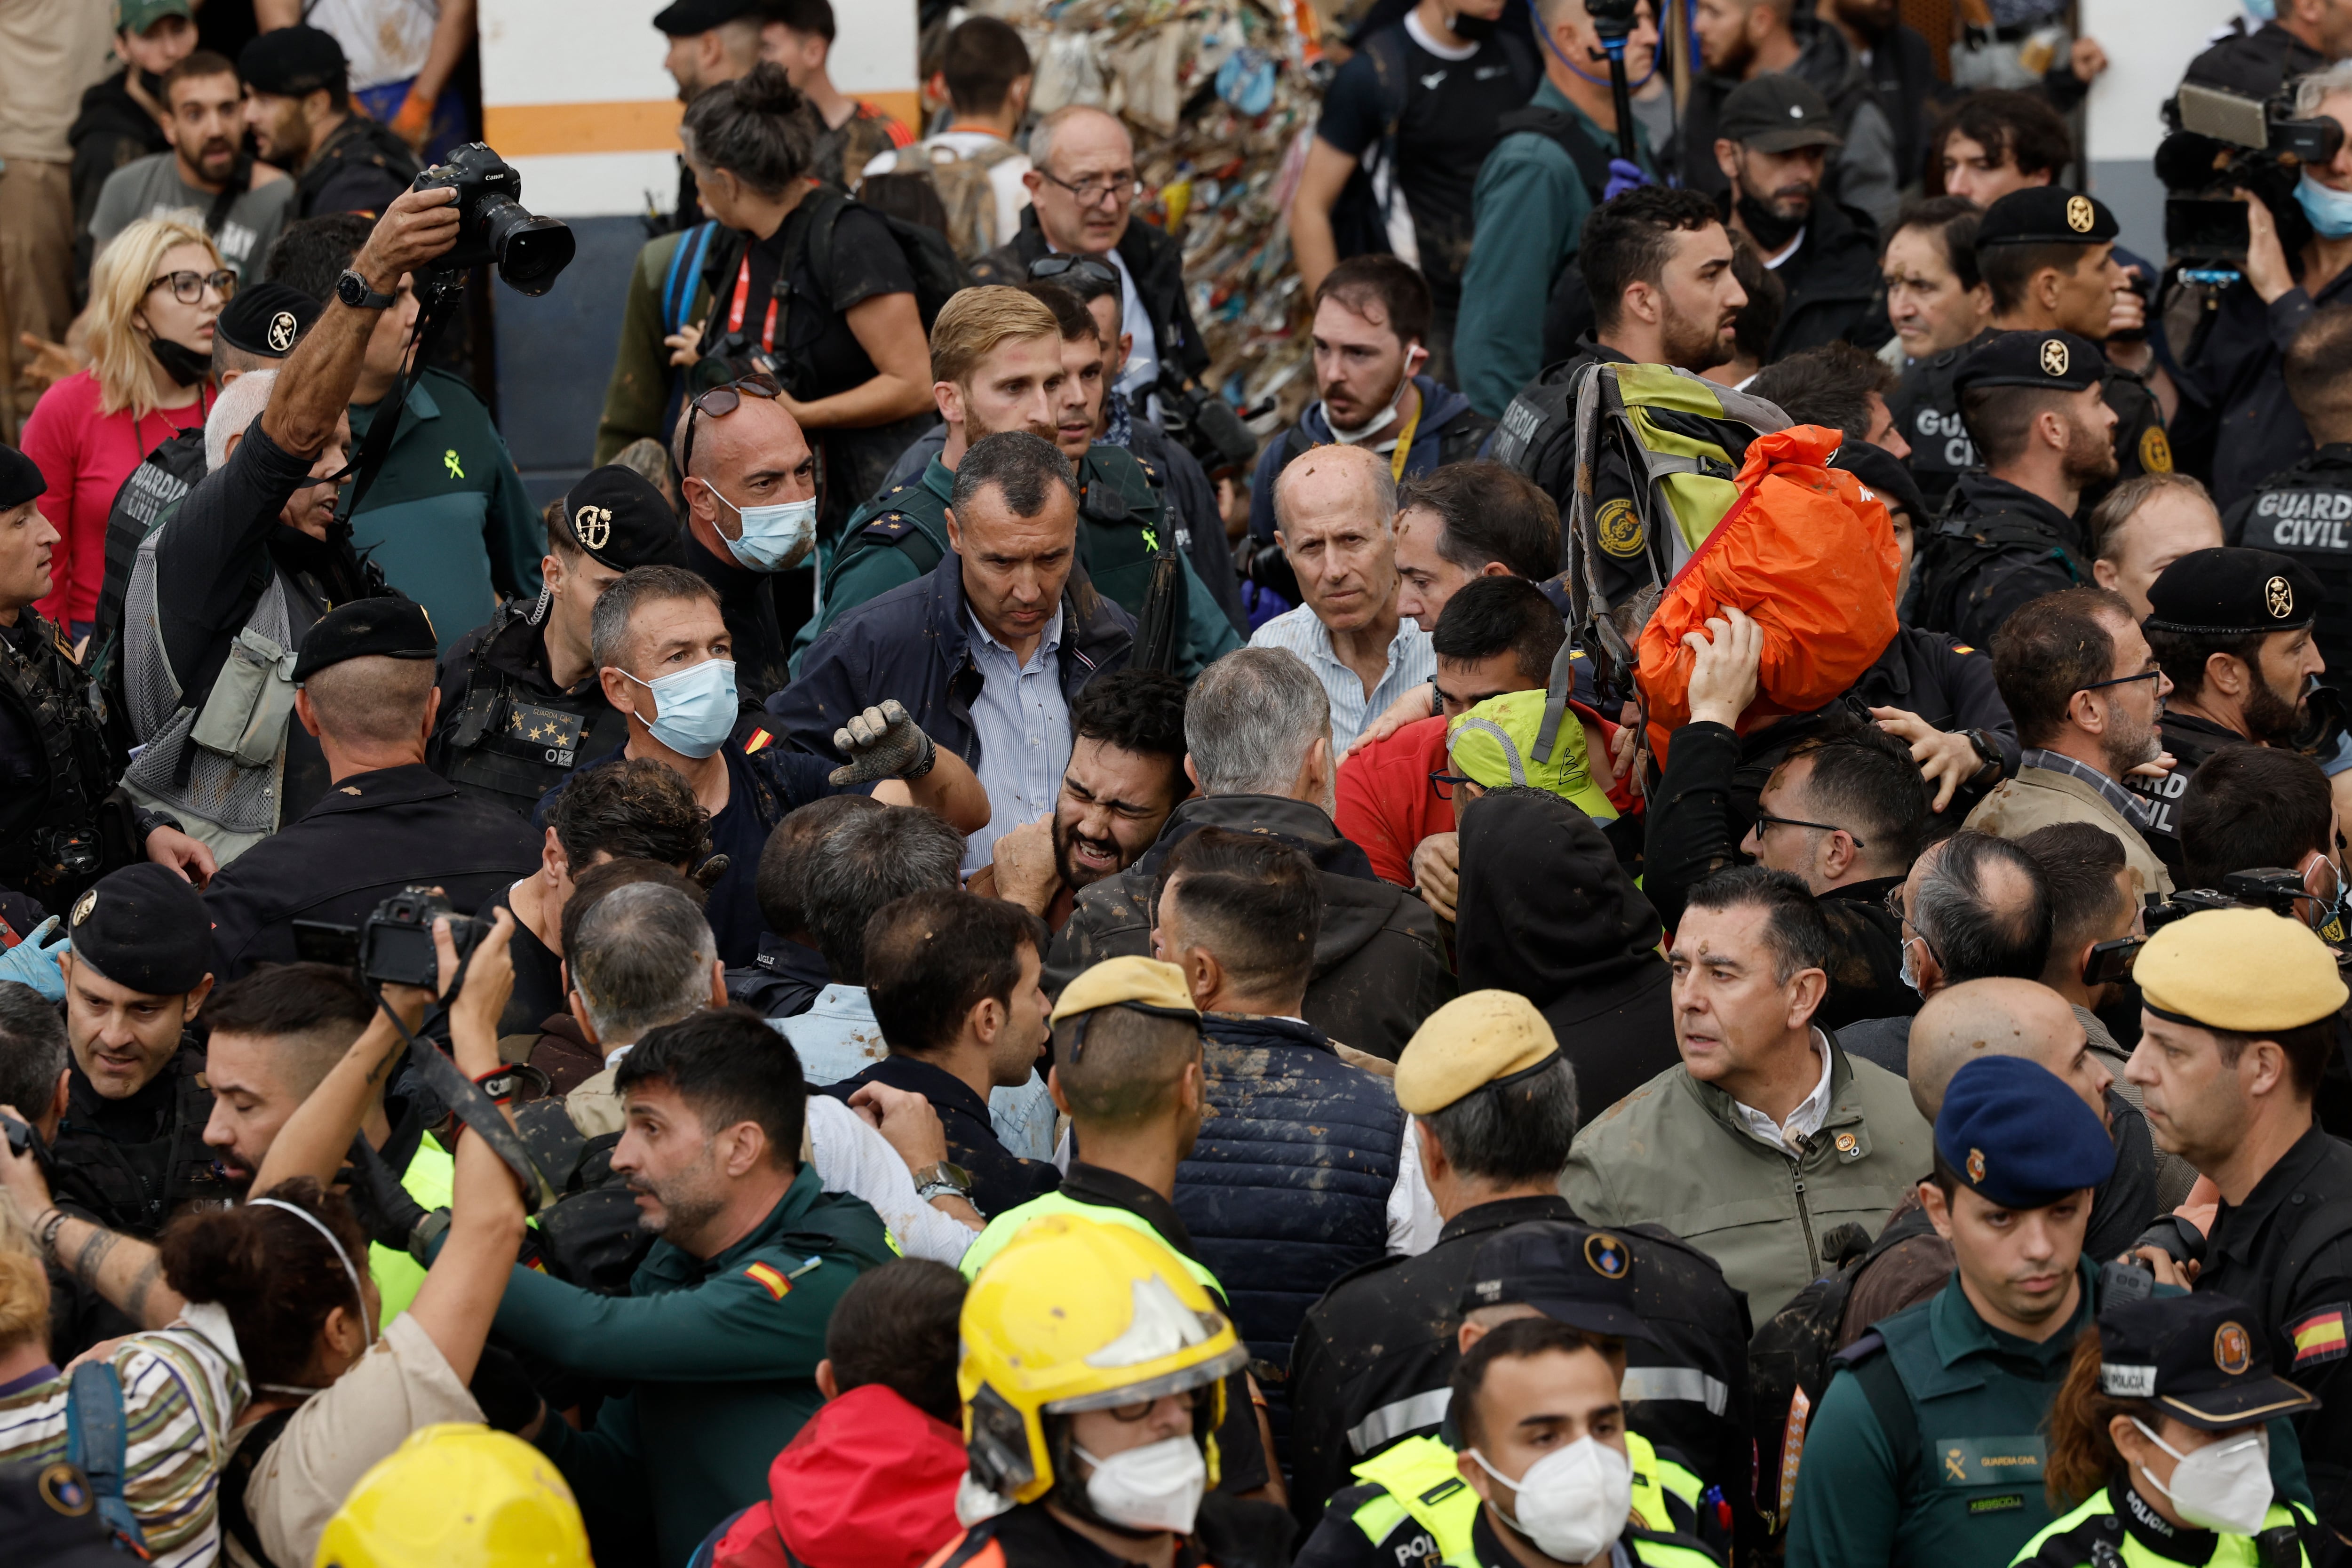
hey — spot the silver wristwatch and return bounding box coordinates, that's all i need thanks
[912,1161,973,1202]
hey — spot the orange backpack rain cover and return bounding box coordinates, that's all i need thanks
[1637,425,1902,761]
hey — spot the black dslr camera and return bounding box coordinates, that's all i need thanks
[412,143,575,295]
[293,886,484,989]
[2158,82,2345,265]
[2080,867,2316,987]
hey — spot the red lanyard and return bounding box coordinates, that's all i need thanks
[727,254,779,351]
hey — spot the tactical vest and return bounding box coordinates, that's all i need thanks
[957,1189,1226,1297]
[1911,487,2087,642]
[439,601,614,813]
[1892,332,2169,512]
[1345,1433,1719,1568]
[2227,447,2352,679]
[0,608,130,890]
[2012,1488,2317,1568]
[48,1047,235,1238]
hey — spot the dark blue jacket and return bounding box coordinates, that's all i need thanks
[1173,1011,1405,1441]
[767,548,1135,771]
[1245,377,1492,547]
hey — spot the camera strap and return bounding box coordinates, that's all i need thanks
[341,275,465,519]
[371,977,559,1214]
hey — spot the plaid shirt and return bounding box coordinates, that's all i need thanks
[2019,748,2154,828]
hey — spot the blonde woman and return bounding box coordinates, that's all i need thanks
[19,215,228,639]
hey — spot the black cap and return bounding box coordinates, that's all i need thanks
[69,864,211,996]
[2145,546,2321,637]
[1951,329,2108,395]
[560,466,683,572]
[1978,185,2118,247]
[652,0,761,35]
[291,594,438,682]
[214,282,321,360]
[0,1460,122,1568]
[1459,1222,1657,1343]
[1934,1056,2116,1210]
[1717,74,1843,153]
[0,445,44,510]
[1829,440,1928,529]
[238,24,347,97]
[2097,1292,2317,1430]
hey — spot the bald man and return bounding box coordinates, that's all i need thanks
[970,105,1212,404]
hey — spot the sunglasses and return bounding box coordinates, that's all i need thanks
[678,374,781,479]
[149,269,237,305]
[1028,254,1120,290]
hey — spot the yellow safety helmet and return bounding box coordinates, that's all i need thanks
[959,1212,1248,1505]
[313,1423,591,1568]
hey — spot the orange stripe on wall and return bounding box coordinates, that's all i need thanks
[481,90,923,159]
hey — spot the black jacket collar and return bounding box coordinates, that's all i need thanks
[2211,1118,2335,1270]
[1200,1011,1331,1056]
[1135,794,1381,886]
[916,547,1133,719]
[300,763,455,818]
[1059,1161,1199,1257]
[853,1053,996,1129]
[1949,470,2077,535]
[1436,1194,1579,1247]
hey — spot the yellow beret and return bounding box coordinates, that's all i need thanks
[1049,955,1199,1027]
[1394,990,1561,1115]
[2137,907,2349,1033]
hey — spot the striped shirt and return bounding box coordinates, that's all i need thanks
[1248,605,1436,756]
[2018,747,2155,828]
[0,1302,247,1568]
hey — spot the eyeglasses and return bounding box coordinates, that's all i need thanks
[1429,769,1477,802]
[1036,167,1143,207]
[1883,884,1942,968]
[677,374,781,479]
[148,269,236,304]
[1752,811,1865,849]
[2078,667,2163,695]
[1028,254,1121,290]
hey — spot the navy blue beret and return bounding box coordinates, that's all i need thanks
[1934,1055,2116,1210]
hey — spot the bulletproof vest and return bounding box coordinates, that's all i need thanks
[1910,483,2086,641]
[0,610,129,890]
[2230,450,2352,678]
[48,1045,233,1239]
[92,427,205,685]
[440,602,612,813]
[1892,331,2168,512]
[1073,446,1173,625]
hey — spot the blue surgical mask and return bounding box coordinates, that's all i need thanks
[715,486,817,572]
[623,658,738,759]
[2296,173,2352,239]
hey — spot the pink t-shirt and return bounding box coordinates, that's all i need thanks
[18,369,207,628]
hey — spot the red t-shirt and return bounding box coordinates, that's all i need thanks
[19,370,207,628]
[1333,702,1639,886]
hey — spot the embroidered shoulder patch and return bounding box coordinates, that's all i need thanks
[2291,1304,2349,1369]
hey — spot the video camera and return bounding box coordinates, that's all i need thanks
[2157,82,2344,265]
[2080,866,2321,987]
[293,886,485,990]
[412,143,575,296]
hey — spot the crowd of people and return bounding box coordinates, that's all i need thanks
[2,0,2352,1566]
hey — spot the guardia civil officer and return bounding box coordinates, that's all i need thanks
[201,596,540,978]
[1888,186,2168,515]
[1908,330,2110,650]
[2124,549,2327,860]
[429,465,681,817]
[1786,1056,2312,1568]
[2014,1292,2328,1568]
[1286,992,1755,1547]
[0,446,210,907]
[2223,300,2352,683]
[2130,908,2352,1534]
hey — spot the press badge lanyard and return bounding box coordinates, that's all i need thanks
[726,255,780,352]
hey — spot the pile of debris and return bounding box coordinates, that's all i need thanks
[975,0,1337,429]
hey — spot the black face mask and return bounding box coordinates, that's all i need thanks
[136,67,168,98]
[148,334,212,388]
[1447,9,1499,41]
[1736,190,1808,255]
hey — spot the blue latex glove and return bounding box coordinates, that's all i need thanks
[0,918,66,1002]
[1603,159,1652,202]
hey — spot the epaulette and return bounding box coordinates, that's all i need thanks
[859,511,917,543]
[1829,1329,1886,1369]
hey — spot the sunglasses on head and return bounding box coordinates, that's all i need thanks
[678,374,783,478]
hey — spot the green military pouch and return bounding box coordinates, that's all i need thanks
[188,626,298,768]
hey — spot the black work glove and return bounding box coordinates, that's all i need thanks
[340,1133,430,1252]
[468,1344,545,1433]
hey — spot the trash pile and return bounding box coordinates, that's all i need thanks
[974,0,1335,430]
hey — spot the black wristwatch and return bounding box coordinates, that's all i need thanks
[335,268,395,310]
[1957,728,2005,783]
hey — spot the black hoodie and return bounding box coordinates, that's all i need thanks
[1454,788,1681,1118]
[68,68,170,290]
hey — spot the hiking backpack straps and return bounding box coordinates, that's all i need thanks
[65,1361,148,1553]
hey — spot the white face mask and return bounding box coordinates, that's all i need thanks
[1074,1435,1207,1535]
[1469,1437,1633,1564]
[715,486,817,572]
[1898,936,1923,995]
[2131,1418,2273,1536]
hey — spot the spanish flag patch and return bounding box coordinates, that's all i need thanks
[744,728,775,754]
[745,1260,792,1299]
[2292,1305,2349,1369]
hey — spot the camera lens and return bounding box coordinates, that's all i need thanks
[478,195,576,295]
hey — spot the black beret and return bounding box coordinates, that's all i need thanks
[1978,185,2118,247]
[652,0,762,35]
[238,24,347,98]
[0,444,44,510]
[1829,440,1928,529]
[560,465,682,572]
[2145,546,2322,637]
[215,282,321,359]
[1718,73,1843,153]
[1951,329,2108,395]
[1935,1056,2116,1210]
[2095,1292,2314,1431]
[69,864,212,995]
[292,594,438,682]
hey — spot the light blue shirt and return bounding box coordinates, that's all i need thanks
[1248,604,1436,756]
[774,985,1057,1157]
[963,603,1071,874]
